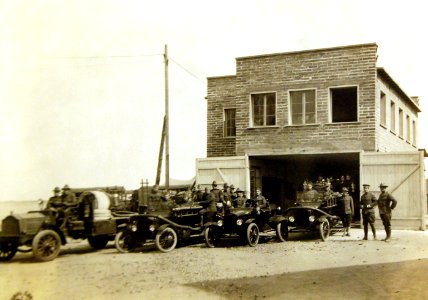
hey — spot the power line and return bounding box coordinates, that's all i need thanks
[170,57,206,85]
[42,54,162,60]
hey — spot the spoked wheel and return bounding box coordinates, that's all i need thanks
[319,220,331,241]
[155,227,178,253]
[246,223,259,247]
[204,226,221,248]
[276,221,289,242]
[0,241,18,262]
[32,230,61,262]
[115,231,140,253]
[88,235,109,250]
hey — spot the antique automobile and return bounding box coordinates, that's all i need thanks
[283,196,342,241]
[203,199,288,248]
[0,190,132,262]
[115,202,204,253]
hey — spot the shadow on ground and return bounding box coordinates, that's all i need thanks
[185,259,428,299]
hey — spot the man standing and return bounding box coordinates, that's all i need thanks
[360,184,377,240]
[339,187,354,237]
[377,183,397,242]
[233,188,247,208]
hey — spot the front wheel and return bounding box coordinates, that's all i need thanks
[87,235,109,249]
[319,220,331,241]
[0,241,18,262]
[204,226,221,248]
[276,221,288,242]
[115,231,140,253]
[32,229,61,262]
[246,223,259,247]
[155,227,178,253]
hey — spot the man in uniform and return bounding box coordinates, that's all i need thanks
[233,188,247,208]
[253,188,268,209]
[339,187,354,237]
[46,187,62,209]
[210,181,224,202]
[61,185,77,206]
[192,184,204,202]
[360,184,377,240]
[148,184,162,212]
[377,183,397,242]
[230,184,238,203]
[301,182,320,202]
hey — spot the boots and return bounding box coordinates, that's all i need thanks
[363,226,368,240]
[370,224,377,240]
[383,226,391,242]
[346,227,351,237]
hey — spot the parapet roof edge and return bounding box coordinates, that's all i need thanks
[207,74,236,80]
[236,43,378,60]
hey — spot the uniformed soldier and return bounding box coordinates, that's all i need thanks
[339,187,354,237]
[233,188,247,208]
[47,187,62,209]
[230,184,238,202]
[148,184,162,212]
[223,182,232,206]
[254,188,268,209]
[61,185,77,206]
[210,181,224,203]
[377,183,397,242]
[360,184,377,240]
[301,182,320,202]
[192,184,204,202]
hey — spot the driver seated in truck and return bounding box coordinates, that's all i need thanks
[301,182,320,202]
[148,184,162,211]
[46,187,63,209]
[58,184,78,228]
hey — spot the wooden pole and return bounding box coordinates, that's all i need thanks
[164,44,170,189]
[155,116,166,186]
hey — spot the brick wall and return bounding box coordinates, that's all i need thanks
[207,75,237,157]
[207,43,418,157]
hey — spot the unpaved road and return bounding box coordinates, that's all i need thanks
[2,229,428,300]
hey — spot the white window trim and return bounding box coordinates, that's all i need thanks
[328,85,359,123]
[249,91,277,127]
[287,88,317,126]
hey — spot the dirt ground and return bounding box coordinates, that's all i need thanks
[2,229,428,300]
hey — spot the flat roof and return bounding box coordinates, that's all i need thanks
[236,43,378,60]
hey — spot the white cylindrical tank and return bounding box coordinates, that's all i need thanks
[89,191,112,221]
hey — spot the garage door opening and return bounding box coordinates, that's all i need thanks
[249,152,361,221]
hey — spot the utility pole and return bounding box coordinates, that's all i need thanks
[164,44,170,189]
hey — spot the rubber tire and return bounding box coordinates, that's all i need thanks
[246,223,259,247]
[115,231,139,253]
[204,226,221,248]
[32,229,61,262]
[0,241,18,262]
[155,227,178,253]
[276,221,288,242]
[319,220,331,241]
[87,235,109,250]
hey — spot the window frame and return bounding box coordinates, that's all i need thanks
[406,114,411,143]
[398,108,404,138]
[223,108,236,137]
[288,88,317,126]
[390,101,396,134]
[412,119,417,146]
[328,85,359,123]
[380,91,387,127]
[249,91,277,127]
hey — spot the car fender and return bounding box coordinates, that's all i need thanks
[156,223,172,233]
[318,215,328,223]
[270,215,286,223]
[204,221,221,228]
[245,218,256,224]
[40,225,67,245]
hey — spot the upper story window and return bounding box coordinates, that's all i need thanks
[290,89,316,125]
[412,120,417,146]
[390,101,396,133]
[406,115,411,143]
[224,108,236,137]
[250,92,276,126]
[398,108,404,138]
[380,91,387,127]
[330,86,358,123]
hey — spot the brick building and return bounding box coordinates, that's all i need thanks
[197,43,426,229]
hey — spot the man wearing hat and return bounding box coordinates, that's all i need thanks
[47,187,62,209]
[229,184,238,203]
[339,187,354,236]
[61,184,77,206]
[210,181,224,203]
[378,183,397,242]
[360,184,377,240]
[233,188,247,208]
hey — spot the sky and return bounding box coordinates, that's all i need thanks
[1,0,427,201]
